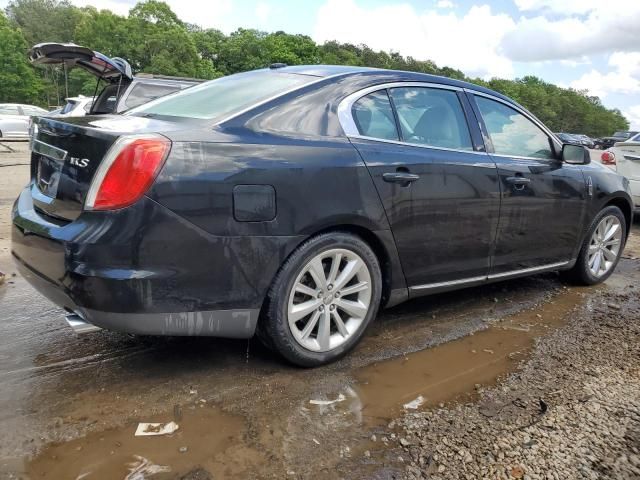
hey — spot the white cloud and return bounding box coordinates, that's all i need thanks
[623,105,640,130]
[436,0,455,8]
[609,52,640,80]
[501,2,640,62]
[500,4,640,62]
[570,52,640,98]
[314,0,515,78]
[255,2,271,24]
[513,0,612,14]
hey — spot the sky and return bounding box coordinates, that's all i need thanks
[4,0,640,129]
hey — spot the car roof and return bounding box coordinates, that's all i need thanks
[0,103,45,108]
[276,64,518,106]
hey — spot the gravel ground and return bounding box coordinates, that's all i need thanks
[393,284,640,480]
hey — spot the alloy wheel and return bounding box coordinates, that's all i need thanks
[287,248,372,352]
[588,214,623,278]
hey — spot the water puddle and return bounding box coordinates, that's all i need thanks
[354,286,590,422]
[18,286,593,479]
[25,405,266,479]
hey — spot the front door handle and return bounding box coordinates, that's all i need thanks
[382,172,420,184]
[505,176,531,186]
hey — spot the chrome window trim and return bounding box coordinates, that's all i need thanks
[465,89,563,155]
[348,134,488,156]
[32,139,68,162]
[489,152,562,162]
[337,81,464,137]
[409,261,570,292]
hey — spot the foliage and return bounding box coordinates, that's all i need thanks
[0,10,43,103]
[1,0,629,135]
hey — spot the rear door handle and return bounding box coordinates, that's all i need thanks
[505,176,531,186]
[382,172,420,184]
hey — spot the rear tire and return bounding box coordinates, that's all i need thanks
[259,232,382,367]
[562,206,626,285]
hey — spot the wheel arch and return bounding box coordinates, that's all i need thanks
[258,222,408,328]
[603,195,633,241]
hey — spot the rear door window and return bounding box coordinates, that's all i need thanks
[124,83,182,109]
[351,91,399,141]
[0,105,20,115]
[388,87,473,150]
[475,96,553,159]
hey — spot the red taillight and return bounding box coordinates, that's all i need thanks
[86,135,170,210]
[601,151,616,165]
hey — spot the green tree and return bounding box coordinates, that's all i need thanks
[5,0,82,44]
[0,11,43,103]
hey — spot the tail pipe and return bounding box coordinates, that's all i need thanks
[65,312,102,334]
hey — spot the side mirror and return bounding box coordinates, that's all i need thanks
[562,144,591,165]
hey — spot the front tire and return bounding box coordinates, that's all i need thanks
[563,206,626,285]
[259,232,382,367]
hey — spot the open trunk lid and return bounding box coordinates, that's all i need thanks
[29,43,133,83]
[29,115,180,221]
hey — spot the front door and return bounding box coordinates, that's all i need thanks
[470,94,587,275]
[347,85,501,289]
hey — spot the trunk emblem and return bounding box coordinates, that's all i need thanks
[69,157,90,168]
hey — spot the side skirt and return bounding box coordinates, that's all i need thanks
[407,261,572,299]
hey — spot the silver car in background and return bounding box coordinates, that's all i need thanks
[47,96,95,118]
[0,103,48,139]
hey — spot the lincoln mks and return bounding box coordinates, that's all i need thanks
[12,65,633,366]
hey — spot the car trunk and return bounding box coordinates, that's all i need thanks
[29,115,180,222]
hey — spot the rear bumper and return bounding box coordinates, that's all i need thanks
[11,185,302,338]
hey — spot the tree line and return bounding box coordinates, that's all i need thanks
[0,0,629,137]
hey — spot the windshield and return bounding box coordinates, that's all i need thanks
[613,131,630,138]
[128,70,316,121]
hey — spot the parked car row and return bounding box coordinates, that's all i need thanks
[555,132,595,149]
[596,131,640,150]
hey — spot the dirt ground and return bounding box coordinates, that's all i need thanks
[0,141,638,479]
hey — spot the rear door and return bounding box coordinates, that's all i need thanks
[469,92,587,275]
[343,83,500,291]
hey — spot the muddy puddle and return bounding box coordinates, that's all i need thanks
[353,286,591,422]
[24,406,266,479]
[18,286,593,479]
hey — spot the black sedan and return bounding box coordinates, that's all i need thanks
[12,65,634,366]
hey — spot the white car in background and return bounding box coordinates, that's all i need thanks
[602,132,640,212]
[48,96,95,117]
[0,103,48,139]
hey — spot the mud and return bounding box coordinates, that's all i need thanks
[1,143,639,479]
[26,407,256,479]
[355,286,589,422]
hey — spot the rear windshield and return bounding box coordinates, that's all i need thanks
[127,70,315,121]
[61,100,79,114]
